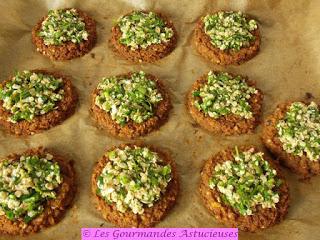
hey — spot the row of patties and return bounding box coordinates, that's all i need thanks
[31,8,260,64]
[0,143,290,234]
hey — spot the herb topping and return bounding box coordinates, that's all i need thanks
[192,71,257,119]
[0,154,62,223]
[38,8,88,45]
[209,148,281,215]
[0,71,64,123]
[95,71,163,126]
[203,11,257,51]
[117,11,174,50]
[277,101,320,161]
[97,146,172,214]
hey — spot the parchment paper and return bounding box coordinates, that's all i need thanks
[0,0,320,239]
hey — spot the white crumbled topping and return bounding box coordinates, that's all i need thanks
[0,70,64,123]
[95,71,163,125]
[209,148,281,216]
[277,101,320,161]
[117,11,174,50]
[0,154,62,222]
[193,71,258,119]
[38,8,88,45]
[203,11,257,51]
[97,146,172,214]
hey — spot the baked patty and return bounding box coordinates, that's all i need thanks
[0,147,76,235]
[262,101,320,178]
[187,71,263,135]
[110,11,177,63]
[0,70,78,135]
[199,146,289,232]
[91,143,179,227]
[32,8,97,61]
[193,11,260,65]
[90,72,172,139]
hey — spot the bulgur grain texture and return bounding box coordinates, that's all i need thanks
[0,147,76,236]
[91,144,179,227]
[193,12,260,65]
[187,71,263,135]
[262,101,320,178]
[110,11,177,63]
[0,70,78,136]
[90,72,172,139]
[32,8,97,61]
[199,146,289,232]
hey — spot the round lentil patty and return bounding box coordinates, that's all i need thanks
[0,70,78,135]
[90,71,172,139]
[110,10,177,63]
[0,147,75,235]
[193,11,260,65]
[91,143,179,227]
[187,71,263,135]
[199,146,289,232]
[32,8,97,60]
[262,101,320,178]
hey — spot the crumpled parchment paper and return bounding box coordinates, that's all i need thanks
[0,0,320,239]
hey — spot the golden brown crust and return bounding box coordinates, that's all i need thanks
[193,13,260,65]
[199,145,289,232]
[110,11,177,63]
[0,70,78,136]
[32,8,97,61]
[90,72,172,139]
[186,71,263,135]
[91,143,179,228]
[0,147,76,236]
[262,101,320,178]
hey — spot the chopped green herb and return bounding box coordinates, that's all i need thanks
[38,8,88,45]
[209,148,281,215]
[0,154,62,222]
[95,71,163,125]
[0,71,64,123]
[277,101,320,161]
[97,145,172,214]
[203,11,257,51]
[117,11,174,50]
[192,71,257,119]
